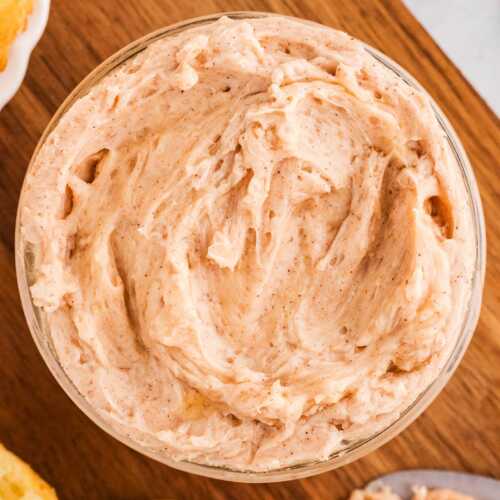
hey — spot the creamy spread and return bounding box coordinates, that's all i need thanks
[350,485,474,500]
[412,487,474,500]
[21,16,475,471]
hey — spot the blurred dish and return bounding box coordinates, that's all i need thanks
[0,0,33,70]
[0,0,50,110]
[362,469,500,500]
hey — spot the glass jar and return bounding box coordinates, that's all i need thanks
[15,11,486,483]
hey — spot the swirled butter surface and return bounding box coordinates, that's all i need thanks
[22,16,474,471]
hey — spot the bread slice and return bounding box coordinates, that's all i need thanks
[0,443,57,499]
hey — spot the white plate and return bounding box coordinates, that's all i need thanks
[0,0,50,110]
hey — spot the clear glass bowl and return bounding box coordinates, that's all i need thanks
[15,12,486,483]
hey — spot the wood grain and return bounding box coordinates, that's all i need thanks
[0,1,498,499]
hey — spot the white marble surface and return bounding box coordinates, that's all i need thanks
[405,0,499,115]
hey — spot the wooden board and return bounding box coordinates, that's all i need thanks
[0,1,498,498]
